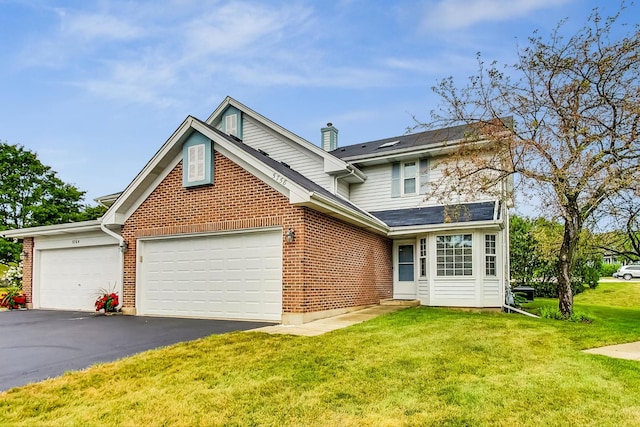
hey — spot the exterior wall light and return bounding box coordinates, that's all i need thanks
[285,228,295,243]
[119,241,129,253]
[20,250,28,260]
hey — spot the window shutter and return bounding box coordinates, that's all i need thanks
[419,158,429,195]
[225,114,238,136]
[187,144,206,182]
[391,162,400,198]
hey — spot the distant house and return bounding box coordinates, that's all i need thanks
[3,97,510,324]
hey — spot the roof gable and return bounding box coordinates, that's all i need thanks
[101,116,386,234]
[206,96,359,177]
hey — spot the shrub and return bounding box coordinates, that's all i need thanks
[539,305,593,323]
[1,263,22,289]
[600,263,621,277]
[531,281,557,298]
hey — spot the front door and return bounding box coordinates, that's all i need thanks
[394,241,417,299]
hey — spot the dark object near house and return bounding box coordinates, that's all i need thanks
[513,286,535,302]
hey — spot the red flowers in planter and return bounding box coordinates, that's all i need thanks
[0,290,26,309]
[95,292,119,313]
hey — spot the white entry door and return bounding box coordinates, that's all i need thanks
[38,245,120,311]
[393,241,417,299]
[138,230,282,321]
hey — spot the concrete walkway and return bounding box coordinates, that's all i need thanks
[584,341,640,361]
[251,303,414,336]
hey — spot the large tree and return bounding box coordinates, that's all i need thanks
[423,4,640,316]
[0,142,100,264]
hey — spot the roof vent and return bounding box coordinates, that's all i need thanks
[280,161,290,168]
[258,149,269,157]
[321,123,338,151]
[378,140,400,149]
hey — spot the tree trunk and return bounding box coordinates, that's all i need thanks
[557,216,580,317]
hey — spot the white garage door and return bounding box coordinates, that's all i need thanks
[139,230,282,321]
[39,245,120,311]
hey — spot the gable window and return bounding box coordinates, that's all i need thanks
[182,132,214,187]
[419,238,427,277]
[436,234,472,276]
[225,114,238,137]
[485,234,497,276]
[391,159,429,198]
[221,106,242,139]
[187,144,205,182]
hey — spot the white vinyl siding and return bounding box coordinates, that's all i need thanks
[350,162,444,211]
[337,179,350,198]
[242,118,331,189]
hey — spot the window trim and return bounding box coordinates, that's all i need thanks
[485,234,497,277]
[436,234,473,277]
[391,159,429,198]
[419,237,427,277]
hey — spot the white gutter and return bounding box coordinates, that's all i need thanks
[386,219,503,237]
[100,222,126,310]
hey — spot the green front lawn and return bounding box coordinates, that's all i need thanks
[1,283,639,426]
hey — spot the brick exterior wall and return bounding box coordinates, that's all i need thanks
[121,150,391,318]
[21,237,34,305]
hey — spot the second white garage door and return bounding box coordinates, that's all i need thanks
[138,230,282,321]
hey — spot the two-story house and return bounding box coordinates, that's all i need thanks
[3,97,509,324]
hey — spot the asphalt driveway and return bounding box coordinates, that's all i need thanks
[0,310,272,392]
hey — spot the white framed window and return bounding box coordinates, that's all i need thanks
[485,234,497,276]
[402,161,417,195]
[419,238,427,277]
[436,234,472,276]
[391,159,429,198]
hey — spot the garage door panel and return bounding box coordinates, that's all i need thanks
[140,231,282,321]
[39,245,120,311]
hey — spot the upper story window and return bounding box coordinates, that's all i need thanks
[403,161,417,194]
[391,158,429,198]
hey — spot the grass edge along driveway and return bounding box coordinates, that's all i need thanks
[1,281,640,426]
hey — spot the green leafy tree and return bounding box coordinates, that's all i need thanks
[0,141,102,264]
[423,4,639,316]
[509,215,540,287]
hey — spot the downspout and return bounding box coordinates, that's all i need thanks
[100,222,127,311]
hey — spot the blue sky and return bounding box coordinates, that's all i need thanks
[0,0,636,211]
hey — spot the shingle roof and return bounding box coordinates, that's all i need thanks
[331,118,513,160]
[196,119,378,221]
[330,123,471,159]
[369,202,498,227]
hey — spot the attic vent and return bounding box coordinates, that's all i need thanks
[258,149,270,157]
[378,140,400,149]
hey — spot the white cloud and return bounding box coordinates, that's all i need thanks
[58,10,142,40]
[421,0,574,31]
